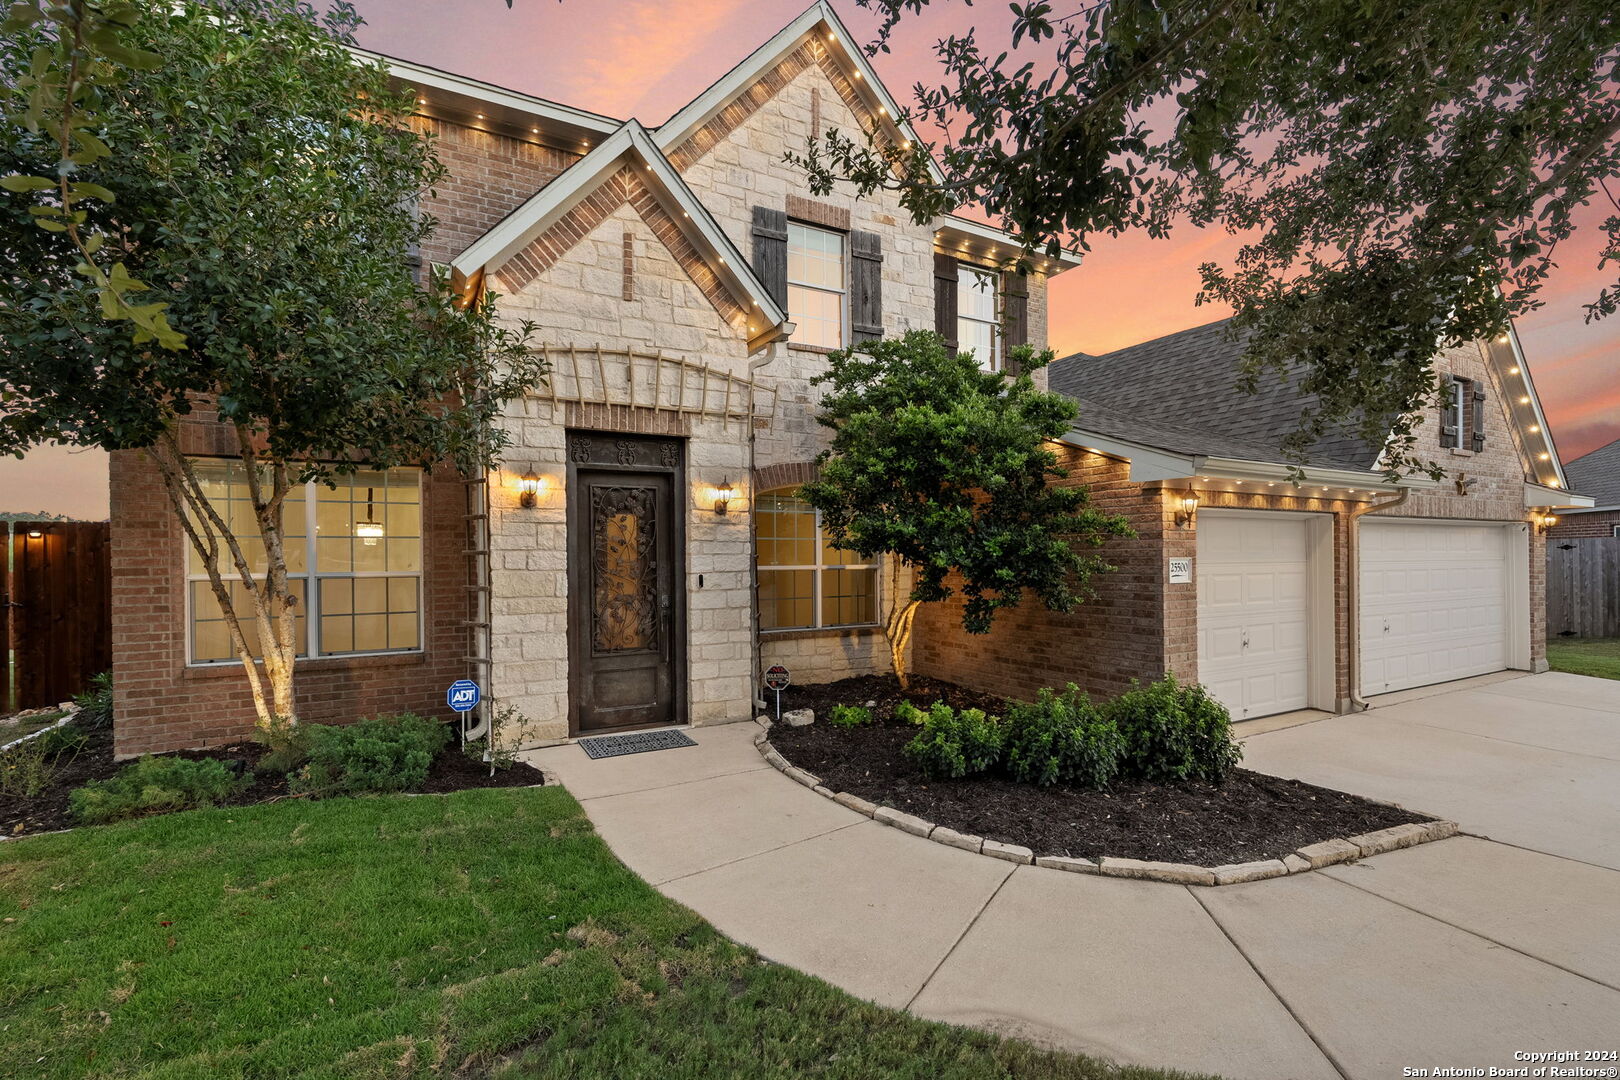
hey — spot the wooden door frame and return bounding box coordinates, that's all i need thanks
[564,431,688,737]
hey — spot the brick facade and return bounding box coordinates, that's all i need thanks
[1548,510,1620,538]
[109,445,470,758]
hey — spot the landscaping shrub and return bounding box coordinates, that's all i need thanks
[827,704,873,728]
[1103,675,1242,783]
[69,756,245,824]
[893,700,927,726]
[903,703,1002,780]
[288,712,451,797]
[1001,684,1123,789]
[72,671,114,730]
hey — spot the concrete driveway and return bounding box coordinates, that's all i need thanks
[527,671,1620,1080]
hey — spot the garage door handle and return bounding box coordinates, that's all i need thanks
[1241,634,1250,649]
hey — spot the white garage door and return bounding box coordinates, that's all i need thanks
[1360,521,1508,695]
[1197,513,1310,719]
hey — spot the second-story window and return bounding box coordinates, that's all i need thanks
[1441,376,1471,448]
[788,222,845,349]
[957,265,1000,371]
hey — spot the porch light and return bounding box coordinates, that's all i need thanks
[518,469,543,508]
[1534,512,1559,532]
[356,487,385,544]
[1175,491,1198,528]
[713,478,735,517]
[26,528,42,538]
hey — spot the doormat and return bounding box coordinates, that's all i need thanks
[579,729,698,760]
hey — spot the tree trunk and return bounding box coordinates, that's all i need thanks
[882,558,921,689]
[148,431,301,744]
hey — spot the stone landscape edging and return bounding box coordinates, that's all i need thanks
[753,719,1459,886]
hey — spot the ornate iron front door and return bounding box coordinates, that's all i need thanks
[567,434,683,734]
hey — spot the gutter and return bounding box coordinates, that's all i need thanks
[1345,488,1412,711]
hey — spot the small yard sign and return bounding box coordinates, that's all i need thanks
[447,679,481,713]
[763,664,790,722]
[1168,557,1193,584]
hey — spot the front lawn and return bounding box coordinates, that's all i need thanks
[1546,637,1620,681]
[0,787,1207,1080]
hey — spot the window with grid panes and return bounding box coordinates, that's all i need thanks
[756,489,876,630]
[787,222,846,349]
[186,461,422,663]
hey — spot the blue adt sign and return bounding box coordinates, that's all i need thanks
[447,679,481,713]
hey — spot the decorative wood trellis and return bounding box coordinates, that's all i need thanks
[531,346,777,433]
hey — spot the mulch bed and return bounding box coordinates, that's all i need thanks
[1,723,545,839]
[770,675,1432,866]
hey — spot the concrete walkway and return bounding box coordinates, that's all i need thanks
[527,671,1620,1080]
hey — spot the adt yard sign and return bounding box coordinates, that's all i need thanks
[447,679,481,713]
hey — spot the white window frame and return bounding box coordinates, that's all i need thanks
[1611,524,1619,538]
[1444,376,1469,443]
[756,491,878,632]
[787,221,847,349]
[957,264,1001,371]
[183,464,425,666]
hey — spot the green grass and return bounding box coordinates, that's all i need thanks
[0,788,1209,1080]
[1547,637,1620,681]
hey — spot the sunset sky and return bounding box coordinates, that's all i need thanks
[3,0,1615,520]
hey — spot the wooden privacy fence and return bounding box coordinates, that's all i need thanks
[2,522,111,714]
[1547,537,1620,639]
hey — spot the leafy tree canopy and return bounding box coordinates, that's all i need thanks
[0,0,543,736]
[800,332,1131,686]
[797,0,1620,476]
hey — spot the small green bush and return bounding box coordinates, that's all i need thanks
[72,671,113,730]
[893,701,926,726]
[903,702,1002,780]
[827,704,873,728]
[69,756,245,824]
[288,712,452,797]
[1103,675,1242,783]
[1001,684,1123,789]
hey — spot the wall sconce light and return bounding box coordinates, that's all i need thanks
[713,477,735,516]
[1534,511,1559,533]
[1175,491,1199,528]
[518,469,542,508]
[26,528,43,539]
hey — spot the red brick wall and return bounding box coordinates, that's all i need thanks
[911,447,1175,702]
[409,116,581,267]
[1548,510,1620,539]
[110,445,471,758]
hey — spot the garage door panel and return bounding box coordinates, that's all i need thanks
[1361,522,1510,695]
[1197,514,1313,720]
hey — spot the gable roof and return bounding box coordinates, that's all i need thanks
[1049,319,1379,471]
[653,2,943,188]
[1563,438,1620,507]
[451,120,789,349]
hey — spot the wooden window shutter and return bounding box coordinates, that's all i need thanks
[850,230,883,342]
[1440,379,1460,448]
[934,252,958,351]
[751,206,788,310]
[1001,270,1029,374]
[1471,383,1487,452]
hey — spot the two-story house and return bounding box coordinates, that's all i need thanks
[109,3,1077,755]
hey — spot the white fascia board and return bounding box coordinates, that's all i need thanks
[1555,503,1619,514]
[1196,457,1444,491]
[452,123,786,330]
[1525,483,1595,510]
[362,50,621,139]
[652,2,946,187]
[1497,324,1570,490]
[1060,429,1200,482]
[935,216,1085,272]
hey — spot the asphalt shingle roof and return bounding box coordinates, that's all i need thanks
[1563,438,1620,505]
[1048,318,1381,471]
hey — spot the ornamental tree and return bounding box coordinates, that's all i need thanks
[0,1,544,741]
[797,0,1620,477]
[799,331,1132,687]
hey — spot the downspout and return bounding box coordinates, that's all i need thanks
[1346,487,1411,711]
[744,334,788,712]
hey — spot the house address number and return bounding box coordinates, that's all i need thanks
[1168,558,1193,584]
